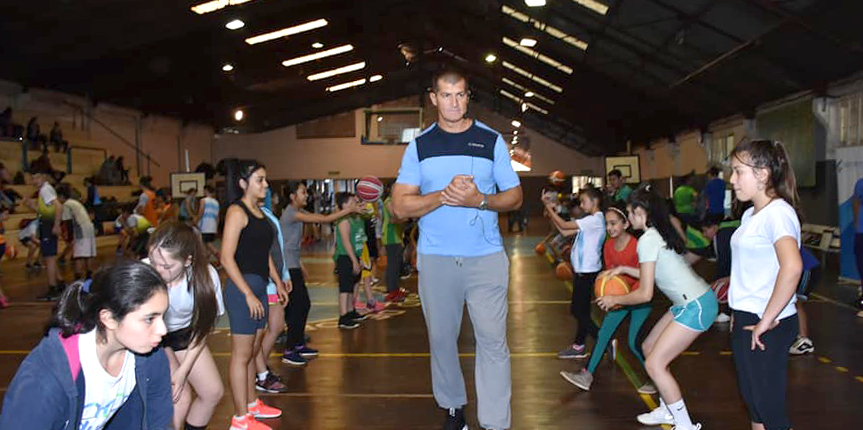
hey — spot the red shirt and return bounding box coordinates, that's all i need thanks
[603,235,640,291]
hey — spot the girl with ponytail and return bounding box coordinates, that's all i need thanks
[596,183,717,430]
[146,221,225,430]
[728,139,802,430]
[0,261,173,430]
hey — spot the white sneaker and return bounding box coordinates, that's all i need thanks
[714,312,731,323]
[671,423,702,430]
[789,336,815,355]
[637,406,675,426]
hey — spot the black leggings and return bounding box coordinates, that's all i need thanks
[571,272,600,345]
[284,268,311,349]
[385,244,403,293]
[732,310,798,430]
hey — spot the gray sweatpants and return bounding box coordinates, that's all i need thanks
[418,251,511,430]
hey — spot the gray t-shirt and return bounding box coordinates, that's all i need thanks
[280,205,303,269]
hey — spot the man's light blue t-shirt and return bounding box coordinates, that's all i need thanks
[396,120,520,257]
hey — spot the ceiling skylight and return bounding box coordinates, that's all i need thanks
[502,61,564,93]
[191,0,256,15]
[503,37,573,74]
[282,44,354,67]
[501,77,555,104]
[245,19,328,45]
[572,0,609,15]
[501,5,588,51]
[307,61,366,81]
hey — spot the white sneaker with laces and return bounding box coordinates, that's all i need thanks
[637,405,675,426]
[671,423,702,430]
[714,312,731,323]
[789,336,815,355]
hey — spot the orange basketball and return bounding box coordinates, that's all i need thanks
[535,243,546,255]
[3,244,17,260]
[711,277,730,304]
[555,262,573,281]
[549,170,566,185]
[594,275,631,310]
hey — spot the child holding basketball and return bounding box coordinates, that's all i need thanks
[543,187,605,359]
[560,203,655,394]
[596,183,717,430]
[728,139,802,430]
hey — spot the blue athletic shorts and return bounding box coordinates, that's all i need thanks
[670,290,719,332]
[224,274,268,335]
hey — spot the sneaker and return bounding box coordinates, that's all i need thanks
[230,413,271,430]
[367,300,386,312]
[637,381,658,394]
[355,300,367,310]
[558,344,589,359]
[442,407,468,430]
[386,289,407,302]
[789,336,815,355]
[296,345,319,357]
[248,398,282,419]
[560,369,593,391]
[637,405,675,426]
[714,312,731,323]
[347,310,368,321]
[339,315,360,329]
[671,424,702,430]
[281,350,307,366]
[254,373,288,393]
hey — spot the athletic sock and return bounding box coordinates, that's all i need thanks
[667,398,694,429]
[257,371,268,382]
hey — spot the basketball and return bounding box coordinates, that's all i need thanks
[555,262,573,281]
[356,176,384,202]
[535,243,546,255]
[594,275,631,310]
[3,244,17,260]
[711,277,730,304]
[548,170,566,186]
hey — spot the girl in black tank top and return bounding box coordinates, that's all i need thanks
[220,162,287,429]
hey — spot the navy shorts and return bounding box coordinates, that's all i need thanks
[224,274,268,335]
[39,219,58,257]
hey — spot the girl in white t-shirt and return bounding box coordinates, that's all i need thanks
[146,222,225,430]
[728,139,802,430]
[543,186,605,359]
[596,184,717,430]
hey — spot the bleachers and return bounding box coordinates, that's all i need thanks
[0,139,140,246]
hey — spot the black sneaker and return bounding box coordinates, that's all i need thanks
[281,349,308,366]
[339,315,360,329]
[443,407,467,430]
[36,285,63,301]
[347,310,368,321]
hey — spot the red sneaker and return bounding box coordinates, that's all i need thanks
[230,413,272,430]
[248,398,281,419]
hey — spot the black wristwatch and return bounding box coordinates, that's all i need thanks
[478,194,489,210]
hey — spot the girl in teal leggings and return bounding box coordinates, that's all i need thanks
[560,205,655,393]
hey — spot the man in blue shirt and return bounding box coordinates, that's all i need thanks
[704,166,726,216]
[393,69,522,430]
[854,177,863,317]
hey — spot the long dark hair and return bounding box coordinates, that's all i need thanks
[285,180,306,207]
[50,261,167,339]
[228,160,266,203]
[730,138,799,209]
[628,183,687,254]
[148,222,218,346]
[578,186,604,213]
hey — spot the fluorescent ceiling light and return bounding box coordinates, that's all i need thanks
[234,109,244,121]
[226,19,245,30]
[222,63,234,72]
[501,5,588,51]
[312,42,324,49]
[369,74,383,82]
[525,0,547,6]
[282,44,354,67]
[572,0,609,15]
[512,120,522,128]
[485,53,498,63]
[502,61,563,93]
[503,37,573,74]
[499,90,549,115]
[526,102,548,114]
[513,130,519,135]
[521,103,529,112]
[501,77,555,104]
[307,61,366,81]
[326,78,367,92]
[191,0,256,15]
[520,38,537,47]
[245,19,328,45]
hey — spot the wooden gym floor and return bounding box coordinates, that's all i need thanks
[1,231,862,429]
